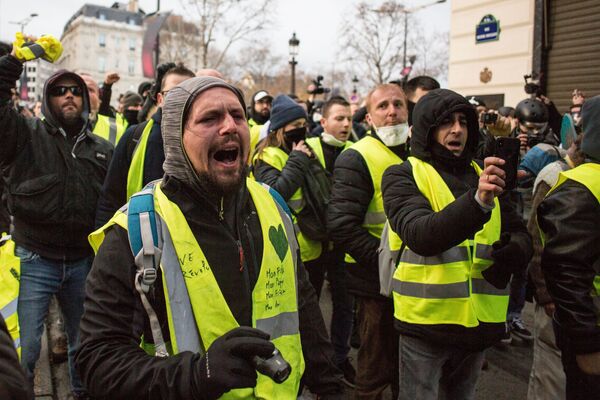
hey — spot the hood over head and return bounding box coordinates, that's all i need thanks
[161,76,247,194]
[41,69,90,132]
[581,95,600,162]
[410,88,479,163]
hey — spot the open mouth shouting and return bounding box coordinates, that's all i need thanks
[211,142,241,169]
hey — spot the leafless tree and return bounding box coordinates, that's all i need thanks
[411,30,449,82]
[339,1,408,85]
[179,0,274,69]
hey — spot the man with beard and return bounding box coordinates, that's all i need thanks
[248,90,273,156]
[76,77,344,399]
[0,45,113,399]
[329,83,410,399]
[382,89,531,399]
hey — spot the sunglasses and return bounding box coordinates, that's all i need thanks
[49,86,83,97]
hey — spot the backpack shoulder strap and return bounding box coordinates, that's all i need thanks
[126,181,169,357]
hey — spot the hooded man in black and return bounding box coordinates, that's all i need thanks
[538,95,600,399]
[382,89,531,399]
[0,49,113,398]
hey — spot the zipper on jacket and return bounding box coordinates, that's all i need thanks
[218,197,224,220]
[70,133,86,158]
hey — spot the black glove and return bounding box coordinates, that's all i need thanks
[481,233,526,289]
[195,326,275,400]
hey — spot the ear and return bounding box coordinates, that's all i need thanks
[365,112,373,126]
[320,117,326,128]
[156,92,164,107]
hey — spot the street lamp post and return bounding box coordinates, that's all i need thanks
[401,0,446,70]
[288,32,299,95]
[352,75,359,94]
[9,13,38,33]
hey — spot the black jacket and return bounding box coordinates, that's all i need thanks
[0,315,32,400]
[382,89,531,350]
[0,55,113,260]
[538,171,600,354]
[253,148,310,202]
[76,175,343,399]
[328,135,408,298]
[95,109,164,228]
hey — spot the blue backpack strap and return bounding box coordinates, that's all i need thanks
[127,190,158,258]
[257,182,292,218]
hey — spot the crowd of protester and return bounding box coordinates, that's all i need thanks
[0,32,598,400]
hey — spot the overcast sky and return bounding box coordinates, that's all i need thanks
[0,0,450,75]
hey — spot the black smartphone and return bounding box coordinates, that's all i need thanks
[494,137,520,191]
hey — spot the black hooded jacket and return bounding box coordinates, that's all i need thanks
[382,89,531,350]
[0,55,113,260]
[538,96,600,355]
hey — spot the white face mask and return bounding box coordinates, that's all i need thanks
[374,123,409,146]
[321,132,347,147]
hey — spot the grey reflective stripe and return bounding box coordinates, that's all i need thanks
[378,222,399,297]
[275,201,299,303]
[392,279,470,299]
[13,337,20,349]
[28,43,45,59]
[0,298,17,319]
[288,198,302,211]
[400,247,469,265]
[475,244,494,260]
[160,218,203,354]
[471,278,509,296]
[255,311,299,340]
[363,211,386,226]
[108,118,118,145]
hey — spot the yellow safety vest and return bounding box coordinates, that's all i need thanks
[93,113,128,146]
[0,234,21,357]
[90,179,305,399]
[305,137,353,170]
[254,146,322,262]
[126,119,155,200]
[248,118,263,162]
[343,135,402,263]
[546,162,600,313]
[392,157,507,327]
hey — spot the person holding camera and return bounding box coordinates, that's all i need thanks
[0,36,114,399]
[76,77,344,399]
[382,89,532,399]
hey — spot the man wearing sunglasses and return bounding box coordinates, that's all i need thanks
[0,45,113,400]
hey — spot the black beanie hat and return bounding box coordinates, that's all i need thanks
[269,94,307,132]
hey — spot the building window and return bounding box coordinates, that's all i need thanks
[129,38,136,51]
[99,13,106,20]
[99,57,106,73]
[99,33,106,47]
[129,18,136,26]
[31,77,35,83]
[128,60,135,75]
[31,87,35,93]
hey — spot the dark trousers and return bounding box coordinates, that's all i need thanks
[555,323,600,400]
[355,296,399,400]
[304,249,354,366]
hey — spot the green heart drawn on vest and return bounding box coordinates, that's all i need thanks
[269,224,288,262]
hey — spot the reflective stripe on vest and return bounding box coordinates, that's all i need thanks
[92,179,305,398]
[546,162,600,317]
[126,119,155,200]
[343,135,402,263]
[392,157,507,327]
[0,235,21,356]
[93,114,128,146]
[254,146,321,262]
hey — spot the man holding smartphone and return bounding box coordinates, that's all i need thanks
[381,89,532,399]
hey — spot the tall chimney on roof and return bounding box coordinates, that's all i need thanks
[128,0,139,13]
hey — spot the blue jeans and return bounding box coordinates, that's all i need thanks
[16,246,92,396]
[398,334,484,400]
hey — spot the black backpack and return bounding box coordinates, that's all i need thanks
[294,158,331,242]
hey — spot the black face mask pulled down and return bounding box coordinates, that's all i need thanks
[124,109,140,125]
[429,141,472,171]
[284,127,307,150]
